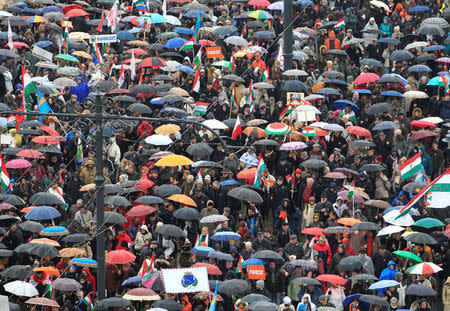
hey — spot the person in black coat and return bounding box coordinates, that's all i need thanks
[372,245,393,277]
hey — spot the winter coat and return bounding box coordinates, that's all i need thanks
[419,146,433,177]
[443,277,450,310]
[265,267,285,293]
[327,252,349,274]
[284,241,305,260]
[312,242,332,270]
[374,174,391,200]
[135,225,152,251]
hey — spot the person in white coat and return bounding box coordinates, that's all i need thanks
[326,284,346,311]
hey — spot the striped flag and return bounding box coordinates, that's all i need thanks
[276,45,284,70]
[76,138,83,161]
[247,80,253,111]
[231,115,242,139]
[254,154,267,187]
[0,153,10,191]
[278,104,293,120]
[107,0,119,32]
[97,7,105,32]
[93,43,103,64]
[117,63,125,88]
[130,50,136,80]
[209,281,219,311]
[141,252,155,281]
[231,53,235,70]
[193,48,202,69]
[195,168,203,183]
[195,101,209,114]
[192,66,201,93]
[7,21,13,51]
[302,127,316,137]
[231,84,238,107]
[261,67,269,82]
[179,38,194,51]
[399,153,422,180]
[334,17,345,30]
[235,255,245,274]
[347,182,354,203]
[55,187,68,210]
[108,60,116,77]
[82,294,94,311]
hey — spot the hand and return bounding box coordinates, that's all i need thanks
[285,272,289,277]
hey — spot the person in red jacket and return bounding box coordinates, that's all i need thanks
[114,226,132,252]
[312,235,332,271]
[137,120,153,138]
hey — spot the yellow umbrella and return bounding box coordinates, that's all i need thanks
[168,194,197,207]
[311,82,325,93]
[169,87,189,97]
[30,238,61,247]
[155,154,193,167]
[72,50,93,60]
[80,183,96,191]
[59,247,86,258]
[126,40,149,47]
[155,124,181,135]
[402,230,417,237]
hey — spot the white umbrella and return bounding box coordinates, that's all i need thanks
[370,0,389,10]
[145,134,173,146]
[309,121,328,128]
[283,69,308,76]
[200,214,229,223]
[294,105,321,114]
[377,225,405,237]
[384,210,414,227]
[304,94,325,101]
[163,15,181,25]
[202,119,228,130]
[224,36,249,46]
[4,281,39,297]
[0,11,13,17]
[420,116,444,124]
[403,91,429,99]
[245,46,267,54]
[404,41,428,50]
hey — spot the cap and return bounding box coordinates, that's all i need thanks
[369,17,375,21]
[354,155,360,160]
[339,243,346,249]
[300,151,308,158]
[204,175,211,180]
[358,248,367,253]
[390,297,398,303]
[330,182,336,188]
[321,192,328,197]
[295,169,302,174]
[257,231,264,237]
[319,295,329,301]
[151,240,158,244]
[207,200,214,206]
[224,207,231,212]
[283,297,291,305]
[290,234,297,240]
[282,222,289,226]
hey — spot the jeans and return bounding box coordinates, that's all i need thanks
[270,292,282,305]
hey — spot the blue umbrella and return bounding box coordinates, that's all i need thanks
[384,206,414,215]
[316,87,340,95]
[71,258,97,268]
[190,246,215,257]
[176,65,194,74]
[333,100,359,112]
[407,5,430,12]
[9,1,26,7]
[381,91,403,97]
[368,280,400,290]
[377,37,400,45]
[150,98,164,105]
[40,226,70,236]
[173,27,193,35]
[427,76,440,86]
[23,8,40,15]
[352,89,372,94]
[164,37,187,49]
[423,45,445,52]
[135,195,164,204]
[39,6,63,13]
[89,124,117,137]
[325,79,348,86]
[208,251,234,261]
[117,31,136,41]
[408,64,432,72]
[148,13,167,23]
[211,232,241,241]
[296,0,314,5]
[121,276,142,286]
[244,258,267,266]
[372,121,399,131]
[0,32,18,40]
[127,28,141,34]
[343,294,370,310]
[184,10,209,18]
[33,41,53,49]
[25,206,61,220]
[220,180,241,187]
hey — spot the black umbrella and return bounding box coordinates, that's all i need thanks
[51,278,82,291]
[282,80,307,92]
[253,30,276,40]
[161,94,185,103]
[127,103,152,114]
[208,251,234,261]
[154,184,181,197]
[173,207,200,220]
[219,279,251,294]
[154,224,185,237]
[378,75,405,83]
[403,181,427,194]
[94,211,128,225]
[38,146,62,154]
[0,194,25,206]
[17,128,40,135]
[252,250,283,261]
[372,121,399,131]
[300,159,328,169]
[132,84,156,94]
[352,140,376,147]
[121,187,144,195]
[20,120,44,128]
[389,50,414,61]
[9,303,20,311]
[327,49,348,57]
[186,143,213,158]
[323,226,354,234]
[319,21,337,29]
[336,256,363,271]
[246,20,265,28]
[292,277,322,285]
[0,265,33,279]
[213,25,238,36]
[0,215,20,226]
[192,161,223,169]
[152,300,183,310]
[2,16,30,27]
[417,24,445,36]
[349,274,378,281]
[228,187,263,204]
[253,139,278,146]
[135,195,164,205]
[18,221,44,233]
[359,295,389,307]
[103,184,122,195]
[366,103,392,115]
[112,95,137,103]
[62,233,91,243]
[360,164,385,172]
[104,195,132,206]
[29,192,64,205]
[2,147,22,156]
[151,74,174,81]
[222,74,245,83]
[361,58,384,68]
[403,232,438,244]
[95,80,117,92]
[15,243,60,258]
[241,294,270,304]
[405,283,438,296]
[96,298,131,310]
[248,301,278,311]
[120,180,142,188]
[351,222,381,231]
[415,54,436,62]
[0,249,13,257]
[362,28,383,35]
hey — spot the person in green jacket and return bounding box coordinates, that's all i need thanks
[419,145,433,177]
[344,8,358,32]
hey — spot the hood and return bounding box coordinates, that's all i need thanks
[302,293,312,302]
[256,279,265,289]
[140,225,149,234]
[180,294,190,304]
[85,159,95,166]
[387,260,397,269]
[419,145,427,154]
[328,31,336,39]
[345,8,352,13]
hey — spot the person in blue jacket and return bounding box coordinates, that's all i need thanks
[378,260,399,293]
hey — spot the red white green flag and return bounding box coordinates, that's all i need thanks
[0,153,10,191]
[82,294,94,311]
[231,115,242,139]
[235,255,245,274]
[192,66,201,93]
[254,154,267,187]
[399,153,422,180]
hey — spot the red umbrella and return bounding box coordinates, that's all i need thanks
[198,40,216,47]
[134,179,154,192]
[126,205,156,217]
[17,149,45,159]
[301,227,328,236]
[315,274,347,285]
[124,48,148,56]
[410,130,436,141]
[5,159,32,169]
[32,136,66,144]
[237,168,257,179]
[123,58,142,65]
[139,57,167,68]
[354,73,380,84]
[5,42,29,49]
[190,262,222,275]
[248,0,271,7]
[61,4,83,14]
[107,88,132,95]
[65,9,89,18]
[346,126,371,137]
[410,120,436,129]
[0,202,15,211]
[40,126,60,136]
[106,250,136,264]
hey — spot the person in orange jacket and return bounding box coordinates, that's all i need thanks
[180,294,192,311]
[251,52,266,70]
[324,31,341,50]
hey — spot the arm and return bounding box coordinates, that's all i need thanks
[326,245,332,265]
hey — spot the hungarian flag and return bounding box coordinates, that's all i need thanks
[397,168,450,218]
[278,104,293,120]
[179,38,194,51]
[347,182,354,203]
[276,45,284,70]
[231,84,238,107]
[141,253,156,281]
[242,25,246,37]
[334,17,345,30]
[63,26,69,49]
[45,282,55,299]
[93,43,103,64]
[0,153,10,191]
[399,153,422,180]
[97,7,105,32]
[195,168,203,183]
[117,63,125,88]
[231,53,235,70]
[254,154,267,187]
[178,9,182,21]
[192,66,201,93]
[247,80,253,111]
[193,48,202,69]
[22,66,36,107]
[7,21,13,51]
[286,168,295,185]
[302,127,316,137]
[107,0,119,32]
[439,73,450,92]
[231,115,242,139]
[55,187,68,210]
[108,60,116,77]
[235,255,245,274]
[261,67,269,82]
[195,101,209,114]
[82,294,94,311]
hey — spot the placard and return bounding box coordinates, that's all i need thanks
[32,46,53,62]
[247,265,266,280]
[287,92,304,105]
[206,46,223,59]
[161,267,209,293]
[89,34,118,44]
[296,111,316,122]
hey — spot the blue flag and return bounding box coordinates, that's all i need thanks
[37,88,51,113]
[414,165,424,182]
[209,281,219,311]
[193,12,204,43]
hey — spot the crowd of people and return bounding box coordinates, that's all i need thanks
[0,0,449,310]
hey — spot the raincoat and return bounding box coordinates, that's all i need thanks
[70,76,90,102]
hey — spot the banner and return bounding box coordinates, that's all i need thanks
[89,34,118,44]
[206,46,223,59]
[286,92,304,105]
[247,265,266,280]
[161,267,209,293]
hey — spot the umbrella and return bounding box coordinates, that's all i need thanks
[228,187,263,203]
[104,196,132,207]
[122,288,160,301]
[208,251,234,261]
[152,300,183,310]
[384,210,414,226]
[404,232,438,244]
[265,122,289,135]
[315,274,347,285]
[417,24,445,36]
[360,164,385,172]
[248,301,278,311]
[4,281,39,297]
[280,141,308,150]
[286,260,318,271]
[407,262,442,275]
[349,274,378,281]
[368,280,400,290]
[29,193,64,205]
[413,217,445,228]
[300,159,328,169]
[211,232,241,241]
[107,250,136,264]
[282,80,307,92]
[40,226,70,236]
[389,50,414,61]
[405,283,438,296]
[367,103,392,115]
[372,121,399,131]
[219,279,251,294]
[225,36,249,46]
[355,73,380,84]
[200,215,229,223]
[128,103,152,114]
[241,294,271,303]
[154,184,181,197]
[173,207,200,220]
[19,221,44,233]
[410,130,436,140]
[155,154,193,166]
[253,250,283,261]
[96,298,131,310]
[94,211,128,225]
[127,205,156,217]
[145,134,172,145]
[359,295,389,307]
[1,265,34,279]
[323,226,354,234]
[253,139,278,146]
[62,233,91,243]
[336,256,363,271]
[403,181,427,194]
[5,159,32,169]
[186,143,213,158]
[377,225,405,237]
[393,250,423,263]
[191,262,222,275]
[346,126,371,137]
[154,224,185,237]
[135,195,164,204]
[51,278,82,291]
[351,222,381,231]
[25,206,61,220]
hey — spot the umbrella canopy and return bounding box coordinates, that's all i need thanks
[154,224,185,237]
[4,281,39,297]
[248,301,278,311]
[405,283,438,296]
[219,279,251,294]
[96,297,131,309]
[25,206,61,220]
[407,262,442,274]
[51,278,82,291]
[173,207,200,220]
[404,232,438,244]
[393,250,423,263]
[359,295,389,307]
[315,274,347,285]
[106,250,136,264]
[253,250,283,261]
[227,187,263,203]
[368,280,400,290]
[122,288,160,301]
[336,256,363,271]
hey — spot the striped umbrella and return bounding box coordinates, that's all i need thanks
[70,258,97,268]
[40,226,70,237]
[265,122,289,135]
[407,262,442,274]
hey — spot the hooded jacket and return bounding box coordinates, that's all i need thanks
[324,31,341,50]
[70,76,90,102]
[180,295,192,311]
[135,225,152,251]
[419,146,432,177]
[379,260,399,290]
[296,293,316,311]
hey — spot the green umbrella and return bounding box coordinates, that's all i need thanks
[55,54,80,63]
[393,250,423,263]
[413,217,445,229]
[241,294,270,304]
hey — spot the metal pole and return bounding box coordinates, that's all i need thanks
[283,0,293,70]
[94,90,106,300]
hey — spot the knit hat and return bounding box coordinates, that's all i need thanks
[283,297,291,305]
